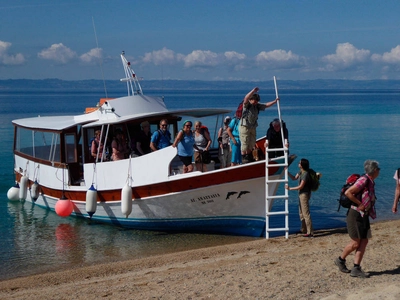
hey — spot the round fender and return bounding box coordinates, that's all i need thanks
[7,183,20,201]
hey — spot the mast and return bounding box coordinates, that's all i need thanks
[120,51,143,96]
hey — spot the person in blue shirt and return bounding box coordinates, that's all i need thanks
[172,120,197,173]
[227,117,242,166]
[150,119,172,151]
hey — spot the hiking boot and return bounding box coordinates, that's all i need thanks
[350,266,369,278]
[334,257,351,273]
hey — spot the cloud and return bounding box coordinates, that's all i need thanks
[255,49,303,69]
[371,45,400,64]
[142,47,176,65]
[321,43,370,71]
[180,50,220,68]
[80,48,102,63]
[0,40,25,65]
[38,43,77,64]
[224,51,246,61]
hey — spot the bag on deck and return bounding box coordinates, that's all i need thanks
[308,169,320,192]
[337,174,364,212]
[201,150,211,164]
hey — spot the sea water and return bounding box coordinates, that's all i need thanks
[1,88,400,280]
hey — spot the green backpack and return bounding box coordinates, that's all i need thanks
[308,169,320,192]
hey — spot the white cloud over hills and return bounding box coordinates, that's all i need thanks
[0,41,25,65]
[1,39,400,80]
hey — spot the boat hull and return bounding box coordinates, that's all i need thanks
[25,173,281,237]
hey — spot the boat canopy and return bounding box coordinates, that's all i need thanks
[12,115,98,131]
[82,107,232,127]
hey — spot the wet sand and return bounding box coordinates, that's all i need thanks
[1,220,400,299]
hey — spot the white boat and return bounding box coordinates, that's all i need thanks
[7,52,295,237]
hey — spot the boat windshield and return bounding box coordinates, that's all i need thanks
[15,127,61,162]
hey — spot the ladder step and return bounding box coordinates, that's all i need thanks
[265,227,289,232]
[266,210,289,216]
[266,163,287,167]
[266,147,287,152]
[266,179,287,183]
[267,195,288,200]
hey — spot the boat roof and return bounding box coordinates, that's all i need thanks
[12,106,231,131]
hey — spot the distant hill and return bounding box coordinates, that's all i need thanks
[1,79,400,92]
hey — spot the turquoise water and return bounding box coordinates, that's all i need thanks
[1,88,400,280]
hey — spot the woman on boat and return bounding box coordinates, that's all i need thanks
[193,121,212,172]
[334,159,379,278]
[172,120,196,173]
[286,158,314,238]
[111,129,128,161]
[91,130,105,162]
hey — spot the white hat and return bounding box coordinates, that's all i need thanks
[224,116,231,123]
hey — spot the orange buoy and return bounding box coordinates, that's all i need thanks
[55,196,74,217]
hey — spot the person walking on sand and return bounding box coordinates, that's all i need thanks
[392,168,400,213]
[286,158,314,238]
[239,87,279,163]
[334,159,379,278]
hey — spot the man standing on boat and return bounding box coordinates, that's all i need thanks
[239,87,279,163]
[150,119,172,151]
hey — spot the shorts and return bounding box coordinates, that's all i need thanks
[347,208,371,239]
[239,126,256,152]
[179,155,192,167]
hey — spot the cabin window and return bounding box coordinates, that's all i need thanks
[64,133,77,163]
[15,127,61,162]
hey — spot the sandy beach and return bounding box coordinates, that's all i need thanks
[1,219,400,299]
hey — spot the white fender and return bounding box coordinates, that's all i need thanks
[121,183,132,218]
[7,183,20,201]
[86,185,97,218]
[31,181,40,201]
[19,175,28,200]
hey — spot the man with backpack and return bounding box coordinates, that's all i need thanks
[239,87,279,163]
[150,119,172,151]
[265,118,289,159]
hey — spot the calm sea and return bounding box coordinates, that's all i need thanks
[1,87,400,280]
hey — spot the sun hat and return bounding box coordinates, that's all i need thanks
[182,120,192,128]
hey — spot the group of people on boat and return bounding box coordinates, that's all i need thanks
[215,87,288,168]
[90,86,289,174]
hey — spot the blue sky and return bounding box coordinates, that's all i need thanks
[1,0,400,81]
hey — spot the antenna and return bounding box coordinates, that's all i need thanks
[92,17,108,98]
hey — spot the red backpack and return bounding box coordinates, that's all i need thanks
[200,125,209,137]
[337,174,368,212]
[235,101,244,119]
